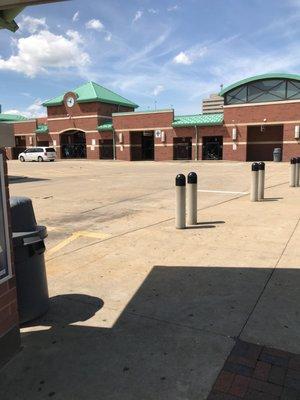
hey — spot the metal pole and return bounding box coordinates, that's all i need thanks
[250,162,259,202]
[187,172,197,225]
[194,125,198,161]
[290,158,296,187]
[112,129,116,160]
[175,174,186,229]
[258,161,265,201]
[296,157,300,187]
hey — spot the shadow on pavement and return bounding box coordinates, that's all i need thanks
[8,176,50,184]
[0,266,299,400]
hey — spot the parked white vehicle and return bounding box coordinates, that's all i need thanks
[18,147,56,162]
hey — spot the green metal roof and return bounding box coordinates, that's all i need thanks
[220,73,300,96]
[172,113,223,128]
[43,81,139,109]
[0,6,24,32]
[35,124,49,134]
[0,113,27,122]
[98,122,113,131]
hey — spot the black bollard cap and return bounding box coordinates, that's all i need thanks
[258,161,265,170]
[252,162,259,171]
[297,157,300,163]
[291,157,297,164]
[187,172,197,184]
[175,174,186,186]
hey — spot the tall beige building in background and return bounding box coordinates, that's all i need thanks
[202,93,224,114]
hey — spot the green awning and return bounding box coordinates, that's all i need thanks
[98,122,113,132]
[172,113,223,128]
[35,124,49,134]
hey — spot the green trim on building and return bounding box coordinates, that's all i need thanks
[43,81,139,109]
[219,73,300,96]
[98,122,113,132]
[172,113,223,128]
[35,124,49,134]
[0,113,27,122]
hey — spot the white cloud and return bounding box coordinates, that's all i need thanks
[105,32,112,41]
[152,85,164,96]
[173,46,207,65]
[173,51,191,65]
[167,5,179,11]
[5,99,45,118]
[72,11,79,22]
[85,19,104,31]
[0,30,90,77]
[133,10,143,23]
[18,15,47,34]
[148,8,159,14]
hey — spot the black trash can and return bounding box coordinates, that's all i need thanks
[10,196,49,324]
[273,148,282,162]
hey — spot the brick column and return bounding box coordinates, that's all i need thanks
[0,148,20,369]
[50,134,62,158]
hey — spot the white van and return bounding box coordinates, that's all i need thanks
[18,147,56,162]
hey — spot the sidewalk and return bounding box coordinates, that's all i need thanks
[1,161,299,399]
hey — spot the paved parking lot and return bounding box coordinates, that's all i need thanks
[1,159,300,399]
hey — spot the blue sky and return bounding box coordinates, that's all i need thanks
[1,0,300,117]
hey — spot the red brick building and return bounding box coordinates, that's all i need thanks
[5,73,300,162]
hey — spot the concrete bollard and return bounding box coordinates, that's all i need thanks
[250,162,259,202]
[296,157,300,187]
[290,158,297,187]
[187,172,197,225]
[258,162,265,201]
[175,174,186,229]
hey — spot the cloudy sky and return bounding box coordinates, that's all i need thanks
[1,0,300,117]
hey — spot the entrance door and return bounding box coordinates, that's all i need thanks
[142,132,154,160]
[13,136,26,159]
[61,131,86,159]
[202,136,223,160]
[100,140,113,159]
[173,137,192,160]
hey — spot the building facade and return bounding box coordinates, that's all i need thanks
[202,93,224,114]
[5,73,300,162]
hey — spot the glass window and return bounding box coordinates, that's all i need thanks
[225,78,300,105]
[287,80,300,99]
[248,80,286,103]
[0,154,11,282]
[46,148,56,152]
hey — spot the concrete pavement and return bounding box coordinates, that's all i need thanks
[0,160,299,399]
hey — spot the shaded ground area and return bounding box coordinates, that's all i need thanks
[1,160,299,399]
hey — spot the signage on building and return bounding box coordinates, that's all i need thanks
[154,130,161,138]
[0,153,12,282]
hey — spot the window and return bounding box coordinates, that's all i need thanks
[46,148,56,152]
[225,78,300,105]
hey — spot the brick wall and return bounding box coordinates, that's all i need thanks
[113,110,174,131]
[0,148,20,369]
[224,102,300,161]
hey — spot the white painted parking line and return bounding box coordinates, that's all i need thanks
[198,189,249,195]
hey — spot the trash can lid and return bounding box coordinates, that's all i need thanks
[10,196,37,233]
[12,226,48,247]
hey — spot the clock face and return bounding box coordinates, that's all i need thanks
[66,96,75,108]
